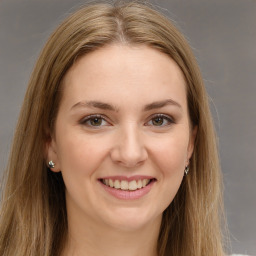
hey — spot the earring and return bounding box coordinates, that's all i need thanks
[48,160,55,168]
[184,165,189,175]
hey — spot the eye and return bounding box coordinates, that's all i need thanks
[146,114,174,127]
[80,115,110,127]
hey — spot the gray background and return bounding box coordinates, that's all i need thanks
[0,0,255,254]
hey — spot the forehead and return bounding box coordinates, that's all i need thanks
[61,44,187,109]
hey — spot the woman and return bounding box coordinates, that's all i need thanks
[0,1,228,256]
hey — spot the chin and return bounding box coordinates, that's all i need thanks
[101,206,162,232]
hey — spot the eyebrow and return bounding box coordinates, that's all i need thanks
[143,99,182,111]
[71,101,119,112]
[70,99,182,112]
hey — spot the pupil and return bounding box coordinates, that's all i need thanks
[153,117,163,126]
[91,117,102,126]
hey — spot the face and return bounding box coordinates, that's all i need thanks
[47,44,196,232]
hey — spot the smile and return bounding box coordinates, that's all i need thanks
[98,176,156,200]
[101,178,151,191]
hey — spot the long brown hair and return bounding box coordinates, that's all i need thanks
[0,1,226,255]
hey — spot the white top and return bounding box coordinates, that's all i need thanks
[231,254,250,256]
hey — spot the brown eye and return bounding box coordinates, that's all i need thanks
[146,114,174,127]
[152,117,164,126]
[80,115,109,127]
[89,117,103,126]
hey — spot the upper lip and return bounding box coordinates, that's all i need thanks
[98,175,156,182]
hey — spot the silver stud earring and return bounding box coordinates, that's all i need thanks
[48,160,55,168]
[184,165,189,175]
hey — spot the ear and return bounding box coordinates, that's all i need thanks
[186,125,198,165]
[45,136,61,173]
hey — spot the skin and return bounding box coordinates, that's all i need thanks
[47,44,197,256]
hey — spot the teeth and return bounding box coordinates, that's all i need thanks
[102,178,151,190]
[128,180,137,191]
[142,179,147,187]
[121,180,129,190]
[137,179,142,189]
[114,180,120,189]
[109,179,114,188]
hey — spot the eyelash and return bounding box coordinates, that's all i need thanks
[146,114,175,127]
[79,114,109,127]
[79,114,175,128]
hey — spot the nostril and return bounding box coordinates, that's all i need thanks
[110,137,148,167]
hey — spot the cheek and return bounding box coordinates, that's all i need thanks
[56,134,110,177]
[149,133,189,176]
[55,135,111,209]
[149,135,188,207]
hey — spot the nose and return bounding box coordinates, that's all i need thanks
[110,125,148,168]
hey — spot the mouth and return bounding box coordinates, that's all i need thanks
[99,177,157,191]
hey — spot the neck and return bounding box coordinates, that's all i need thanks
[62,211,161,256]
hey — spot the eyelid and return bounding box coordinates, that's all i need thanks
[79,113,175,127]
[145,113,175,126]
[79,114,111,127]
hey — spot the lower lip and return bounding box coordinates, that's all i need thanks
[100,180,155,200]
